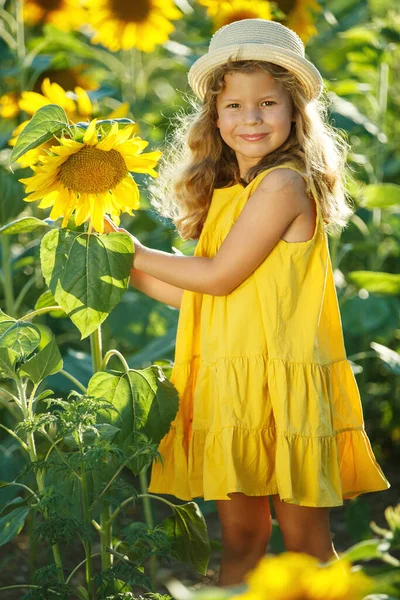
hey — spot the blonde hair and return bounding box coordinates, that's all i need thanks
[150,59,354,240]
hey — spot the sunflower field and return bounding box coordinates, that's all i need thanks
[0,0,400,598]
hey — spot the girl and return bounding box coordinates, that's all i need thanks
[104,19,390,587]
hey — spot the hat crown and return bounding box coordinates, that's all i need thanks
[209,19,305,58]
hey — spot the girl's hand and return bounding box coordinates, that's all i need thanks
[103,215,144,260]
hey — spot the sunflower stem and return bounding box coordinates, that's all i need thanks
[90,327,114,575]
[15,0,27,93]
[1,236,15,316]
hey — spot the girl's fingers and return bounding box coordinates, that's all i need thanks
[103,216,119,233]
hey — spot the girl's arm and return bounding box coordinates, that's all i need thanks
[129,268,184,309]
[134,170,308,296]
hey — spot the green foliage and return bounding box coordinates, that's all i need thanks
[40,229,135,338]
[10,104,69,164]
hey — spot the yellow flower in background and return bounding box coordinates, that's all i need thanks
[85,0,183,52]
[9,78,131,168]
[0,93,19,119]
[19,119,161,232]
[211,0,272,30]
[235,552,374,600]
[23,0,87,31]
[33,66,100,94]
[285,0,321,43]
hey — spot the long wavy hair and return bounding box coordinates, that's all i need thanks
[149,59,354,240]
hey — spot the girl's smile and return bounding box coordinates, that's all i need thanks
[216,69,294,177]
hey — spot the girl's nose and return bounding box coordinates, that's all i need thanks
[242,108,263,125]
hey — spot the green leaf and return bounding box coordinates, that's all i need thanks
[0,166,28,226]
[339,539,391,562]
[35,290,66,319]
[348,271,400,295]
[360,184,400,209]
[0,506,29,546]
[40,230,134,339]
[0,309,41,360]
[10,104,69,164]
[0,347,20,380]
[18,336,63,384]
[341,296,394,335]
[87,365,179,471]
[156,502,210,575]
[371,342,400,375]
[75,117,135,134]
[0,217,55,235]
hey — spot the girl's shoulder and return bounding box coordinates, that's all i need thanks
[247,161,308,195]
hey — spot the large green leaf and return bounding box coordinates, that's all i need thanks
[10,104,69,164]
[87,365,179,471]
[348,271,400,295]
[360,184,400,209]
[0,347,20,380]
[0,310,41,360]
[40,230,134,339]
[0,506,29,546]
[156,502,210,575]
[0,217,55,235]
[341,296,394,335]
[18,336,63,384]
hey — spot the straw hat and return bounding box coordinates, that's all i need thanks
[188,19,323,101]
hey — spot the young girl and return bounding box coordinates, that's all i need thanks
[104,18,390,587]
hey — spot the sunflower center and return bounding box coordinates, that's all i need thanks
[222,10,263,25]
[59,146,127,194]
[110,0,151,22]
[275,0,296,14]
[36,0,64,12]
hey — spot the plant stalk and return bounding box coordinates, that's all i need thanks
[1,236,15,316]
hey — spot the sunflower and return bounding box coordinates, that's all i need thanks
[276,0,321,43]
[234,552,373,600]
[84,0,182,52]
[211,0,272,30]
[0,93,19,119]
[19,119,161,233]
[9,78,131,167]
[23,0,87,31]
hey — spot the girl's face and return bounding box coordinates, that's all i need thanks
[216,69,294,178]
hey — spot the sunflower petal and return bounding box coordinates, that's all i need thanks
[83,119,99,145]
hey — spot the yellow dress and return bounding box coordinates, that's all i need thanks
[147,162,391,506]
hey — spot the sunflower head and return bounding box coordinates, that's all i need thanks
[19,118,161,233]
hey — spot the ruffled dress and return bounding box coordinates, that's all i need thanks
[147,162,390,506]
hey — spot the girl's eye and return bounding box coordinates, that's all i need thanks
[227,103,239,108]
[226,101,275,108]
[262,101,275,106]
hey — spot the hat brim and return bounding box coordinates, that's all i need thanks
[188,44,323,101]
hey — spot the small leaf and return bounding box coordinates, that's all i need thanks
[0,347,20,380]
[35,389,55,403]
[0,309,41,359]
[10,103,69,164]
[18,336,63,384]
[360,184,400,209]
[156,502,210,575]
[339,539,389,562]
[35,290,66,319]
[0,217,55,235]
[0,506,29,546]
